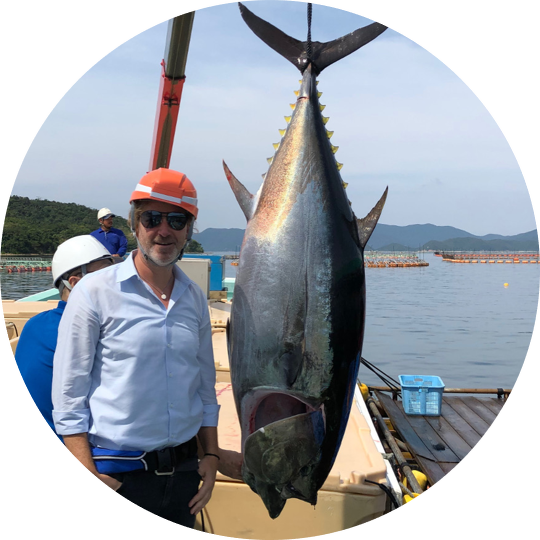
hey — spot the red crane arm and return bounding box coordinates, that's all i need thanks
[149,12,195,171]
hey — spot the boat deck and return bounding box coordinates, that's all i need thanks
[375,390,505,485]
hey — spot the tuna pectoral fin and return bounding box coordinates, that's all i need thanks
[249,482,286,520]
[357,186,389,248]
[239,3,387,74]
[222,160,255,221]
[243,410,324,517]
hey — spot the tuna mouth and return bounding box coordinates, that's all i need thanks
[241,389,326,509]
[241,388,325,444]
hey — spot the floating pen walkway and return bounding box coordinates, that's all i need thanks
[442,252,539,264]
[364,253,429,268]
[371,388,509,486]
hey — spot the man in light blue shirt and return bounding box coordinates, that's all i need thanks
[52,250,218,449]
[52,169,220,527]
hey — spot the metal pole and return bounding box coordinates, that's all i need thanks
[368,385,511,398]
[366,397,423,494]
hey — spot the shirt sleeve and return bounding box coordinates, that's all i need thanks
[117,229,128,257]
[196,292,220,427]
[52,284,100,436]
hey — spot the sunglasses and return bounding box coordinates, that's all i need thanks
[140,210,189,231]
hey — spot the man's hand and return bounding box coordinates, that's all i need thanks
[63,433,122,492]
[97,473,123,491]
[217,449,243,480]
[188,455,218,515]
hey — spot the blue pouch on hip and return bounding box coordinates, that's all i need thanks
[91,447,148,474]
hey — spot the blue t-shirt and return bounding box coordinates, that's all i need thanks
[90,227,128,256]
[15,301,67,438]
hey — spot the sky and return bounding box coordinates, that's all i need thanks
[5,1,537,237]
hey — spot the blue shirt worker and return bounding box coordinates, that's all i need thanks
[15,236,114,436]
[90,207,128,258]
[52,169,220,528]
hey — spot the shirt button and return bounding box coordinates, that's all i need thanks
[167,343,172,348]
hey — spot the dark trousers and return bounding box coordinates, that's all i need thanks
[110,469,201,527]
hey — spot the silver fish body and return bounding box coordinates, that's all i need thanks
[224,3,388,519]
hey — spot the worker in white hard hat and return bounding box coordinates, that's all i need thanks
[90,207,128,258]
[15,235,114,438]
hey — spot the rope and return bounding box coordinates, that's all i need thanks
[360,356,402,395]
[364,479,400,509]
[306,3,313,60]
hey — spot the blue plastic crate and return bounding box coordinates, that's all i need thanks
[399,375,445,416]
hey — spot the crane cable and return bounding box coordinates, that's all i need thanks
[306,3,313,61]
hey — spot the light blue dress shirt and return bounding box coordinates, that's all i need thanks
[52,252,219,451]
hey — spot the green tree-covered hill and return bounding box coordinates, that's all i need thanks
[1,196,203,255]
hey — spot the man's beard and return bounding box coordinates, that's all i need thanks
[136,238,182,267]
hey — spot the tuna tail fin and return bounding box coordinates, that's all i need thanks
[357,187,388,249]
[223,160,256,221]
[238,2,387,74]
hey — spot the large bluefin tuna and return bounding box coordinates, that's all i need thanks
[223,3,388,518]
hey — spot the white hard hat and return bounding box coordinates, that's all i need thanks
[52,235,113,289]
[97,207,115,220]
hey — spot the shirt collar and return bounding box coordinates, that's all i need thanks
[116,251,190,289]
[116,251,139,283]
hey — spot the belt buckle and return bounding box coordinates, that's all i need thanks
[154,447,176,476]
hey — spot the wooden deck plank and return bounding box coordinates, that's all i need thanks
[404,415,460,463]
[375,392,503,486]
[416,457,452,487]
[424,415,474,461]
[443,397,490,436]
[376,392,437,461]
[438,401,482,448]
[482,398,508,418]
[460,396,498,425]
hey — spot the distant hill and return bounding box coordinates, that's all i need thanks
[425,237,539,252]
[371,224,471,249]
[193,224,538,253]
[2,196,203,255]
[192,228,245,252]
[370,223,538,250]
[1,196,133,254]
[376,243,414,252]
[4,198,535,255]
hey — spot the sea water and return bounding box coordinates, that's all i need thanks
[360,253,539,388]
[221,252,539,389]
[2,253,538,389]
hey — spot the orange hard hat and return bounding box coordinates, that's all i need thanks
[130,168,198,218]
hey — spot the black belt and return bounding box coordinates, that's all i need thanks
[144,437,198,475]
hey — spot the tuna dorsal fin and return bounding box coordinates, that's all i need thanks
[223,160,256,221]
[357,187,388,248]
[238,2,386,74]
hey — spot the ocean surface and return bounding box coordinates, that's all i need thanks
[2,253,538,389]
